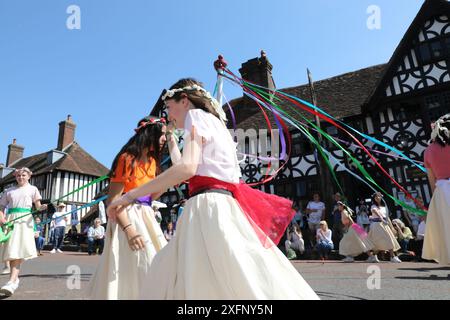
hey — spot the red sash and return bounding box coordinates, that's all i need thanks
[189,176,294,248]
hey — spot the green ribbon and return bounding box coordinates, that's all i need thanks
[0,222,14,243]
[244,82,427,216]
[7,208,32,214]
[6,175,109,225]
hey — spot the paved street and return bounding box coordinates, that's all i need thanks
[1,251,449,300]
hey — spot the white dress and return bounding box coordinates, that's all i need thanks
[423,179,450,264]
[89,203,167,299]
[339,211,374,257]
[367,205,400,252]
[140,109,319,300]
[0,184,41,261]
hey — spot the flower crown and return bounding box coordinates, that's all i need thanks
[161,84,227,124]
[430,113,450,144]
[134,117,166,133]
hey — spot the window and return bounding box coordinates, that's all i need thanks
[445,37,450,52]
[416,38,448,64]
[425,91,450,122]
[418,43,432,63]
[352,120,363,132]
[392,103,420,122]
[430,40,444,59]
[274,183,292,198]
[291,133,313,156]
[324,126,338,150]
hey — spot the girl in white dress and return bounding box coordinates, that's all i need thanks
[0,168,47,297]
[338,202,374,263]
[89,116,168,299]
[108,79,319,300]
[367,193,402,263]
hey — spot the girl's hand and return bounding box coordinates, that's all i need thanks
[107,194,132,220]
[124,226,146,251]
[39,204,48,211]
[0,216,7,225]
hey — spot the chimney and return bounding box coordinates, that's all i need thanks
[6,139,24,166]
[57,115,76,151]
[236,50,276,121]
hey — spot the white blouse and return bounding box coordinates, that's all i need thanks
[370,205,388,219]
[0,184,41,209]
[183,109,241,183]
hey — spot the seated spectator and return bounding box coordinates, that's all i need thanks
[411,216,427,260]
[392,219,415,256]
[34,216,45,256]
[285,224,305,259]
[164,221,176,242]
[66,225,81,246]
[417,217,426,241]
[316,221,334,260]
[87,218,105,255]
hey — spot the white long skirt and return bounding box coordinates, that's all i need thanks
[89,203,167,299]
[423,179,450,265]
[367,221,401,252]
[0,213,37,262]
[339,226,374,257]
[140,193,319,300]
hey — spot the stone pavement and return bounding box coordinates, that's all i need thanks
[0,251,449,300]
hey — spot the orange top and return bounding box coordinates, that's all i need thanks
[110,153,157,193]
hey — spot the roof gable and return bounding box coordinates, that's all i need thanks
[364,0,450,110]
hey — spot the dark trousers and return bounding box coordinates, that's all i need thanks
[53,226,66,249]
[332,222,344,250]
[399,239,410,253]
[88,238,104,255]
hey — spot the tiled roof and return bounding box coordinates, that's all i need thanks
[232,64,387,130]
[0,142,109,185]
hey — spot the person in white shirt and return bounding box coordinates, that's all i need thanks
[164,222,176,242]
[87,218,105,255]
[50,203,69,254]
[366,192,402,263]
[305,193,326,248]
[403,197,422,234]
[316,221,333,260]
[305,193,326,233]
[417,217,426,241]
[98,201,107,225]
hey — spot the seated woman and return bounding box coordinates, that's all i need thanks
[285,224,305,259]
[392,219,415,256]
[316,221,333,260]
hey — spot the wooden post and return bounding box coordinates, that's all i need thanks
[307,69,335,222]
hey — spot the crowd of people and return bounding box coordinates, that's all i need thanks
[0,78,448,300]
[283,191,429,263]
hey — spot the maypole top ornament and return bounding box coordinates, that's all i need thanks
[214,55,228,72]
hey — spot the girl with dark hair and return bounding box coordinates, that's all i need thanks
[423,113,450,265]
[338,202,374,263]
[89,116,168,299]
[366,192,402,263]
[108,79,319,299]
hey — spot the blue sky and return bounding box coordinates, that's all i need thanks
[0,0,424,168]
